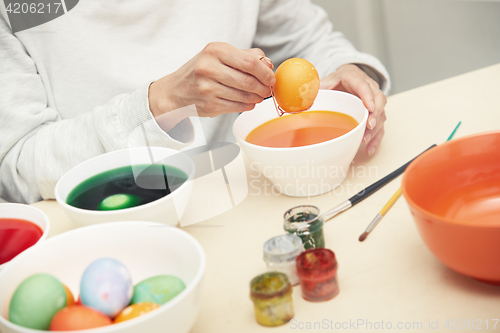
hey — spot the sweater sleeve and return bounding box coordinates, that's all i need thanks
[252,0,391,94]
[0,15,194,203]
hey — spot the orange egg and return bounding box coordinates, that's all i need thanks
[49,305,112,331]
[114,303,160,323]
[273,58,320,113]
[62,284,75,307]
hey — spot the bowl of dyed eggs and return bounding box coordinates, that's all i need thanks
[402,131,500,285]
[233,89,368,197]
[0,221,206,333]
[55,147,195,226]
[0,204,50,271]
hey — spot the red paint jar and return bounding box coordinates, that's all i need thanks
[296,248,339,302]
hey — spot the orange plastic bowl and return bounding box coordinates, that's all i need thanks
[402,131,500,285]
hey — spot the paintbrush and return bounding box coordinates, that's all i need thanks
[358,121,462,242]
[321,144,436,222]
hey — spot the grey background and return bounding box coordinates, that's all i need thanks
[312,0,500,94]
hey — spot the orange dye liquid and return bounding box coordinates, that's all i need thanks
[430,177,500,226]
[245,111,359,148]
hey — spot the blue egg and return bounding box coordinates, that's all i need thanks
[80,258,133,318]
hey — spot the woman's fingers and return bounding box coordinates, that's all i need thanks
[214,62,272,98]
[216,43,276,87]
[150,42,275,119]
[213,82,264,104]
[366,125,385,156]
[215,97,257,116]
[244,48,266,58]
[364,110,387,144]
[342,75,376,117]
[319,64,388,156]
[321,65,387,128]
[319,77,339,90]
[366,79,387,130]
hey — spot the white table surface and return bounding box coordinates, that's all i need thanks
[28,63,500,333]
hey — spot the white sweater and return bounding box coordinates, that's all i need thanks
[0,0,390,203]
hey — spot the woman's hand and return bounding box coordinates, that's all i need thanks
[319,64,387,155]
[149,42,275,127]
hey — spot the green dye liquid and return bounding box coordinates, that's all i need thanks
[66,164,188,211]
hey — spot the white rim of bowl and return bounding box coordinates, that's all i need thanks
[54,148,196,216]
[0,203,50,270]
[402,130,500,228]
[0,221,206,332]
[234,90,369,152]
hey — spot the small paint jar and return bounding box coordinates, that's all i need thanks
[250,272,294,326]
[283,205,325,250]
[263,234,303,286]
[296,248,339,302]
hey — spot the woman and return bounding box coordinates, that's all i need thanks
[0,0,389,203]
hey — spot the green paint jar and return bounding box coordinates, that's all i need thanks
[283,205,325,250]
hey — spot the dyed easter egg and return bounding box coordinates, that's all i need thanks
[80,258,133,318]
[273,58,320,113]
[114,302,160,323]
[132,275,185,305]
[97,194,141,211]
[9,274,67,330]
[62,284,75,307]
[49,305,112,331]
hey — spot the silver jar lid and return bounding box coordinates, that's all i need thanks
[263,234,303,262]
[283,205,322,232]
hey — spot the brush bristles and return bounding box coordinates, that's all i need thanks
[359,232,368,242]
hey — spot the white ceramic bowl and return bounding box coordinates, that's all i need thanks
[55,147,195,227]
[0,204,50,271]
[0,221,205,333]
[233,90,368,197]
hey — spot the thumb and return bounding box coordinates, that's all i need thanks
[319,76,339,90]
[320,74,343,90]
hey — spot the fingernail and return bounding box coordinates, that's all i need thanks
[368,147,376,156]
[364,133,372,143]
[260,56,274,69]
[370,101,375,112]
[369,117,377,129]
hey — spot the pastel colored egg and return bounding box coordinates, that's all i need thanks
[97,194,141,211]
[114,302,160,323]
[80,258,133,318]
[9,274,67,330]
[132,275,185,305]
[273,58,320,113]
[62,284,75,307]
[49,305,112,331]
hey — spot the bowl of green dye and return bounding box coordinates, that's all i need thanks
[55,147,195,227]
